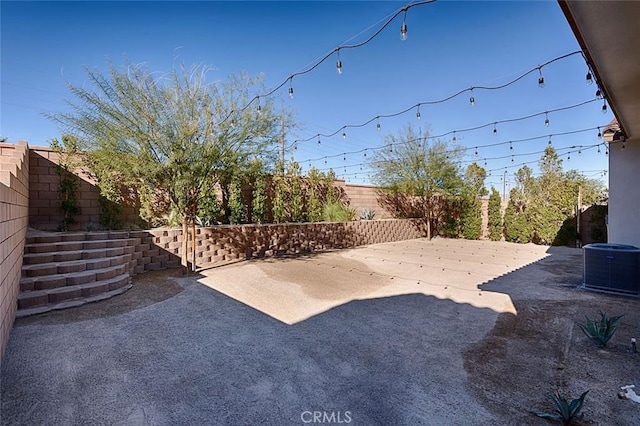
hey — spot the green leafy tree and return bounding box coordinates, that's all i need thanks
[287,160,305,222]
[488,187,503,241]
[461,162,487,240]
[371,124,463,238]
[49,59,287,270]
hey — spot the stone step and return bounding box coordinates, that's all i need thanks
[16,273,132,314]
[20,263,128,292]
[26,231,137,245]
[22,254,133,278]
[25,238,140,254]
[22,245,136,265]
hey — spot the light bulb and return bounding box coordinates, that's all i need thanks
[400,22,408,41]
[336,59,342,75]
[416,107,421,121]
[318,136,321,145]
[475,148,478,156]
[538,68,545,88]
[364,150,367,157]
[544,113,550,127]
[586,71,593,85]
[602,102,607,114]
[343,154,346,161]
[548,137,552,146]
[605,148,609,155]
[597,127,602,138]
[288,86,294,99]
[596,88,602,98]
[257,104,262,113]
[470,96,475,107]
[452,131,457,142]
[510,142,513,150]
[389,144,393,153]
[376,119,381,131]
[342,131,346,140]
[597,146,601,154]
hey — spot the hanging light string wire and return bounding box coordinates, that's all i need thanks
[216,0,438,125]
[292,50,583,146]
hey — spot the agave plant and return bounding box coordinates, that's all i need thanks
[533,390,589,425]
[578,311,624,347]
[360,209,376,220]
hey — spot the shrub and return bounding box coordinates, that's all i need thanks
[533,390,589,424]
[578,311,624,347]
[323,201,356,222]
[488,187,502,241]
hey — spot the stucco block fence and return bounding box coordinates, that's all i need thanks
[146,219,427,270]
[0,142,29,360]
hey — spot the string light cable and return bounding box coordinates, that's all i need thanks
[291,50,584,147]
[216,0,438,125]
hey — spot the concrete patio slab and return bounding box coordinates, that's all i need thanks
[1,238,552,425]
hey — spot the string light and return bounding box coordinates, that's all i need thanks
[376,117,381,131]
[400,9,408,41]
[317,135,321,145]
[544,112,550,127]
[510,141,513,150]
[548,136,552,146]
[452,131,457,142]
[538,67,545,88]
[597,145,601,154]
[493,123,497,136]
[288,79,294,99]
[469,88,475,107]
[256,97,262,113]
[597,127,602,138]
[336,50,343,75]
[475,147,478,156]
[596,87,602,98]
[586,71,593,85]
[602,99,607,114]
[416,105,421,121]
[342,129,347,139]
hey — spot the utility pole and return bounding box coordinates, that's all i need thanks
[280,115,285,173]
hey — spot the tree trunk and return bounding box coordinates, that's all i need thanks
[182,217,189,275]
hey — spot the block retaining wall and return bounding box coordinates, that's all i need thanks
[136,219,427,272]
[0,142,29,360]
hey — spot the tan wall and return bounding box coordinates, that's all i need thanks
[342,182,394,219]
[608,138,640,246]
[140,219,427,271]
[0,142,29,360]
[28,146,140,231]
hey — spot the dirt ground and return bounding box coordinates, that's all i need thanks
[10,239,640,424]
[464,249,640,425]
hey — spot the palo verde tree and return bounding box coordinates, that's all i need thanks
[49,59,288,271]
[371,124,463,238]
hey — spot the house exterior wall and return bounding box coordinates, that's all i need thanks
[608,138,640,246]
[0,142,29,360]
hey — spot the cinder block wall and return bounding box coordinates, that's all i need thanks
[342,182,394,219]
[28,146,140,231]
[0,142,29,360]
[141,219,427,270]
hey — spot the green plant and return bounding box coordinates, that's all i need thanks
[578,311,624,347]
[51,136,81,231]
[323,201,356,222]
[360,209,376,220]
[98,195,122,230]
[533,390,589,425]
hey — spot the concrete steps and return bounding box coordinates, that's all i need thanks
[17,231,141,317]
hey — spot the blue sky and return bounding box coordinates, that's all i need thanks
[1,1,610,191]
